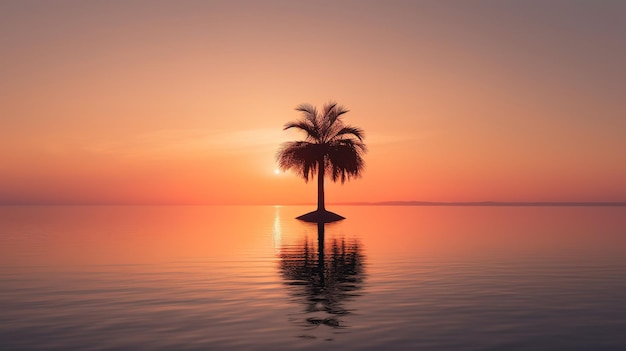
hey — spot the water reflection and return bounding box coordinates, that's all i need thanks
[272,206,283,252]
[279,222,366,331]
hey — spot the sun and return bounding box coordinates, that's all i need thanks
[274,169,280,175]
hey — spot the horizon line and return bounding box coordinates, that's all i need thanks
[1,201,626,207]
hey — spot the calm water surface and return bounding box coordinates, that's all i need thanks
[1,205,625,350]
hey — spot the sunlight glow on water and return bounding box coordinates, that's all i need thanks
[1,206,625,350]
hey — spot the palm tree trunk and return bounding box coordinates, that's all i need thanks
[317,158,325,211]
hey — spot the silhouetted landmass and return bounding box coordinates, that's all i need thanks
[332,201,626,207]
[296,209,345,223]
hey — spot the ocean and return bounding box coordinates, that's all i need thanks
[1,205,625,350]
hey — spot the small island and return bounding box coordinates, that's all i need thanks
[276,101,367,222]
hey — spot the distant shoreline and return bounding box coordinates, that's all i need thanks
[332,201,626,207]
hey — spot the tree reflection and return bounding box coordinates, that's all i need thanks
[279,222,365,329]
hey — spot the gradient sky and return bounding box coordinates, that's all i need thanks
[1,0,625,205]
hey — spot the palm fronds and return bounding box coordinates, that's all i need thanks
[277,101,366,184]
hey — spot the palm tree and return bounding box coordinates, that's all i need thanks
[276,101,366,222]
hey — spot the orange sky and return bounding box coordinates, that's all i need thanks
[1,1,625,205]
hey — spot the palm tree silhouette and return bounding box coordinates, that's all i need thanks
[276,101,366,222]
